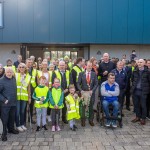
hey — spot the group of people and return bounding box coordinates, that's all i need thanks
[0,51,150,142]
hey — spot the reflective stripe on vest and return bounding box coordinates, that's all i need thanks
[31,69,37,87]
[55,70,70,87]
[16,73,31,101]
[72,66,83,81]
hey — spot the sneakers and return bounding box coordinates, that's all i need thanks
[105,120,111,127]
[42,125,48,130]
[21,125,27,131]
[112,121,117,128]
[47,115,51,122]
[16,126,24,132]
[36,126,41,132]
[52,126,55,132]
[56,125,61,131]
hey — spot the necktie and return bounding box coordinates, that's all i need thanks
[86,72,90,85]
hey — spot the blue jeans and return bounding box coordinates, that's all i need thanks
[16,100,27,127]
[102,100,119,118]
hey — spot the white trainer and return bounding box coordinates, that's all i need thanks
[21,125,27,131]
[17,126,24,132]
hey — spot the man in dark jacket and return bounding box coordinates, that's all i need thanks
[111,61,127,111]
[131,59,150,125]
[0,64,5,78]
[0,67,19,141]
[13,55,22,69]
[98,53,116,84]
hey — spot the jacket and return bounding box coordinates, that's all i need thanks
[0,75,17,106]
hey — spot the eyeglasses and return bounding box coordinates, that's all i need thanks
[19,66,25,68]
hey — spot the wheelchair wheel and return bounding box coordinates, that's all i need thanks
[97,102,104,126]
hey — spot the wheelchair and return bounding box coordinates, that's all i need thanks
[96,99,123,128]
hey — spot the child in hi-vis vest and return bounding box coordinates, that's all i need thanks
[49,78,64,132]
[32,76,50,131]
[65,84,80,131]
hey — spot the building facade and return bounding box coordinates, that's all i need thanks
[0,0,150,64]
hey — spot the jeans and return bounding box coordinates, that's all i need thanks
[36,108,47,126]
[16,100,27,127]
[134,91,147,119]
[69,119,76,128]
[1,106,16,135]
[51,109,60,126]
[102,100,119,118]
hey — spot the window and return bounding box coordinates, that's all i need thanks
[0,2,3,28]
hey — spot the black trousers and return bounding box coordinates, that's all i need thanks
[118,89,125,109]
[125,85,131,108]
[62,93,68,121]
[1,106,16,135]
[134,91,147,119]
[146,94,150,117]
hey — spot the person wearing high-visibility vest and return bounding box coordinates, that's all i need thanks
[26,58,37,124]
[49,78,64,132]
[4,58,16,74]
[65,84,80,131]
[37,62,52,88]
[52,60,73,124]
[32,76,50,131]
[71,57,84,91]
[15,63,31,132]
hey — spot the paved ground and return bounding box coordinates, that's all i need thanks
[0,108,150,150]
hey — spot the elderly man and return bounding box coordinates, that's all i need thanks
[131,59,150,125]
[77,61,98,127]
[111,61,127,111]
[0,67,19,141]
[52,60,73,124]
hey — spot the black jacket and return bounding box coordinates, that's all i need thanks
[98,61,116,83]
[0,75,17,106]
[132,67,150,95]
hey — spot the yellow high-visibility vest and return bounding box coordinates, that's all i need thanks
[34,86,49,108]
[65,94,80,120]
[31,69,37,88]
[55,70,70,88]
[16,73,31,101]
[72,66,84,82]
[49,88,64,109]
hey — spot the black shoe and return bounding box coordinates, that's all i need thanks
[70,127,76,131]
[63,120,68,124]
[31,120,36,124]
[126,107,130,111]
[42,125,48,130]
[73,125,78,129]
[121,113,124,117]
[1,134,7,142]
[36,126,41,131]
[8,129,19,134]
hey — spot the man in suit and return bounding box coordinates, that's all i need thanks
[52,60,73,124]
[77,61,98,127]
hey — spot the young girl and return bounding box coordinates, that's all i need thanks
[32,76,50,131]
[65,84,80,131]
[49,78,64,132]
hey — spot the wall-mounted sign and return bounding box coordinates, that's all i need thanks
[0,2,3,28]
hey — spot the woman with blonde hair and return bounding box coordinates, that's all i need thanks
[15,63,31,132]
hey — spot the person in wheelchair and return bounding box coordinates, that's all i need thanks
[101,73,120,128]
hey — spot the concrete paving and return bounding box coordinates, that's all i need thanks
[0,108,150,150]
